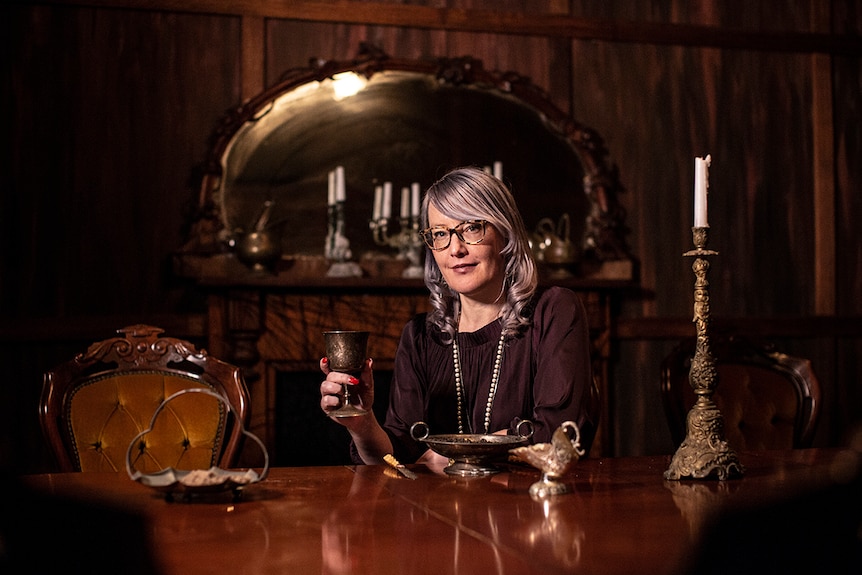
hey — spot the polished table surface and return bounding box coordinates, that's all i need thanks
[18,448,861,575]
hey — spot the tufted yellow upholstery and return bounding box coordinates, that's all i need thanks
[661,336,821,452]
[40,325,250,473]
[69,372,223,473]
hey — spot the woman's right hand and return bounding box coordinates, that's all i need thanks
[320,356,396,464]
[319,356,375,421]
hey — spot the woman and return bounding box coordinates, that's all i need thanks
[320,166,595,465]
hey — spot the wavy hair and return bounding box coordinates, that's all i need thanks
[421,166,538,343]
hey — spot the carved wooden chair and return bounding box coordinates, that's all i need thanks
[40,325,250,472]
[661,335,821,451]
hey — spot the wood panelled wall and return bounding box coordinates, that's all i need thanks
[2,0,860,472]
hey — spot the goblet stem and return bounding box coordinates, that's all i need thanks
[329,377,368,418]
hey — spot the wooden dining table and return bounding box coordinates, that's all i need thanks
[12,448,861,575]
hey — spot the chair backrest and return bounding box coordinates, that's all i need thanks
[661,335,821,451]
[40,324,250,472]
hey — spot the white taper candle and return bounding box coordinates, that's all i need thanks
[411,182,420,217]
[335,165,345,203]
[373,185,383,220]
[382,182,392,219]
[400,187,410,219]
[694,155,711,227]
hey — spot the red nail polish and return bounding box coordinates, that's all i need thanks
[322,357,328,364]
[348,376,359,384]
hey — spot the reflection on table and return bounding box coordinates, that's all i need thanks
[11,448,861,575]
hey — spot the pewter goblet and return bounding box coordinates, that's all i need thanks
[324,330,369,418]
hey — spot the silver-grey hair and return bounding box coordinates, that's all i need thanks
[421,166,538,343]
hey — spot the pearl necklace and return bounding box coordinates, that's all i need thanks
[453,326,506,434]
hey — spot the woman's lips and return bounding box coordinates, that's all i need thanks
[450,263,477,273]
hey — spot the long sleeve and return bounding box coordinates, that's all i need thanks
[526,286,594,445]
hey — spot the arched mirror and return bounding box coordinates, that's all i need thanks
[184,45,631,280]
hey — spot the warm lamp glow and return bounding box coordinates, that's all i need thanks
[331,72,367,100]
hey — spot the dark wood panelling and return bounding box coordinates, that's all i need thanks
[40,0,862,54]
[4,6,241,319]
[2,5,244,472]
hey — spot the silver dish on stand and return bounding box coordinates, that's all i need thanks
[410,420,534,477]
[126,388,269,501]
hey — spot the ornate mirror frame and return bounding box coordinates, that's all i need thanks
[179,44,633,282]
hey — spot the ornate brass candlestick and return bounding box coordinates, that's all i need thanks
[665,227,744,481]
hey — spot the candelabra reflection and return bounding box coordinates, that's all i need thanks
[368,181,424,278]
[368,215,423,278]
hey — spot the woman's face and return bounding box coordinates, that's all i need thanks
[427,203,507,303]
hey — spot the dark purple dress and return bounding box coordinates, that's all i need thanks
[384,286,594,463]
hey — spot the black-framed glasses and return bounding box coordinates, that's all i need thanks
[420,220,488,251]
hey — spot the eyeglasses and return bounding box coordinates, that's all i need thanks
[420,220,488,251]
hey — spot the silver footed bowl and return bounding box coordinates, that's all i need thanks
[410,420,534,477]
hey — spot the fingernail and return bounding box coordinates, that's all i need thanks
[348,376,359,384]
[322,357,328,364]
